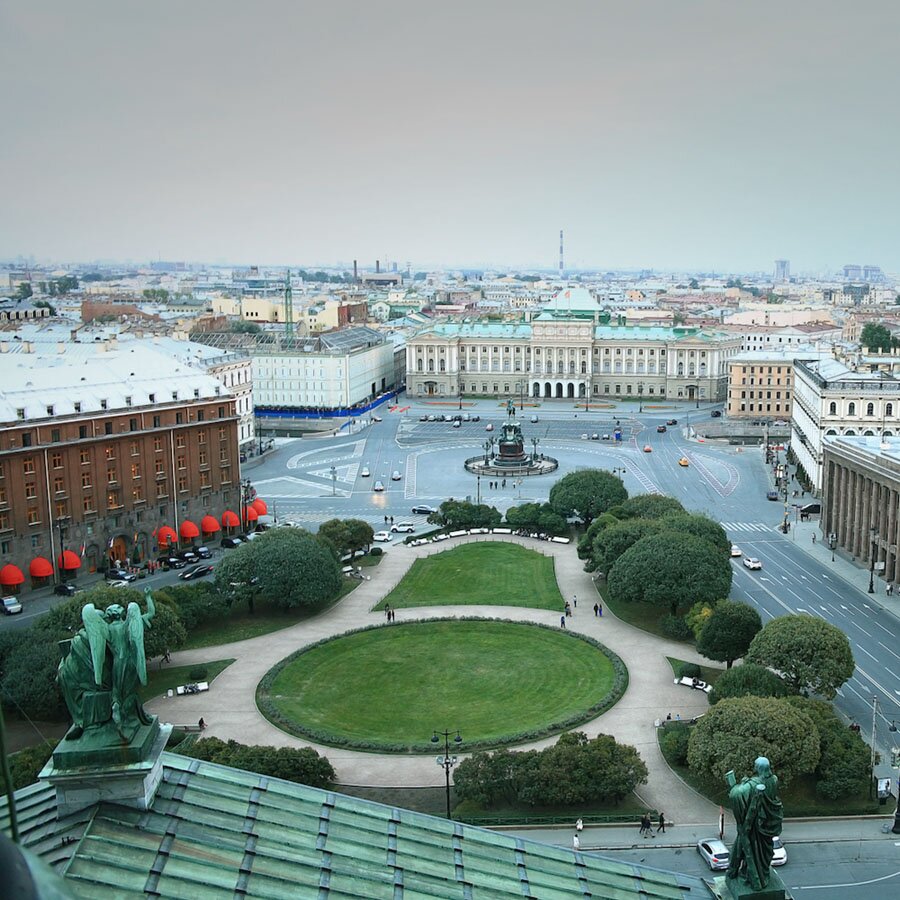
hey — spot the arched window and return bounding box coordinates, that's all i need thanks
[677,363,684,376]
[439,360,445,372]
[427,359,434,372]
[866,402,874,416]
[825,429,838,435]
[828,401,837,415]
[887,403,894,417]
[416,359,423,372]
[848,402,856,415]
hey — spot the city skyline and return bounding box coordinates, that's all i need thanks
[2,1,900,271]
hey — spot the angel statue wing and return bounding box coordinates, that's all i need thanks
[82,603,110,687]
[125,602,149,686]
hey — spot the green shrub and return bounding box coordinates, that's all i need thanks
[659,723,691,766]
[188,666,208,681]
[676,661,701,679]
[0,743,54,792]
[369,546,383,557]
[660,614,693,641]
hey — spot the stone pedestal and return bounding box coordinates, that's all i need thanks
[714,870,788,900]
[40,722,171,818]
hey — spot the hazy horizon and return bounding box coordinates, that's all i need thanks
[3,1,899,273]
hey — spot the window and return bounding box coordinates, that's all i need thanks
[219,426,227,441]
[0,513,9,531]
[829,401,837,415]
[131,463,141,479]
[51,452,62,468]
[848,402,856,416]
[129,418,138,431]
[0,540,8,554]
[80,448,90,464]
[130,441,139,456]
[22,433,32,447]
[55,501,67,518]
[74,401,82,413]
[132,488,144,503]
[154,437,162,452]
[155,460,165,476]
[176,455,186,470]
[197,410,205,422]
[100,398,108,410]
[27,508,41,525]
[149,393,155,403]
[51,428,60,442]
[175,412,183,425]
[16,408,25,420]
[23,457,35,474]
[105,445,115,459]
[107,468,117,484]
[53,476,65,493]
[46,405,55,416]
[175,435,185,449]
[153,415,161,428]
[125,396,132,407]
[79,425,88,439]
[866,402,875,416]
[83,497,95,514]
[199,471,211,488]
[199,450,208,467]
[178,476,188,492]
[887,403,894,417]
[198,430,207,445]
[107,491,120,510]
[105,422,113,435]
[81,472,91,488]
[0,486,5,505]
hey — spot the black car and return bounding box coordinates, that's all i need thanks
[711,409,722,418]
[54,583,78,597]
[411,504,437,515]
[194,546,213,559]
[657,425,667,433]
[106,568,137,582]
[178,550,199,563]
[179,563,214,581]
[158,556,187,569]
[221,536,245,549]
[666,418,678,426]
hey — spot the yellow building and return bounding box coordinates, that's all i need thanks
[726,352,793,420]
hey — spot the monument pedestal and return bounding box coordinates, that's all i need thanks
[40,722,171,818]
[714,870,787,900]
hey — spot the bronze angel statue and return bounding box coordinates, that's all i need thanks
[58,587,156,741]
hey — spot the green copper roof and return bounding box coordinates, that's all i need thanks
[3,753,713,899]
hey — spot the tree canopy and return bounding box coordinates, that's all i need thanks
[659,513,730,558]
[696,601,762,668]
[708,663,789,705]
[504,502,567,535]
[587,519,659,575]
[618,494,685,520]
[687,697,820,786]
[746,614,855,698]
[548,469,628,525]
[318,518,374,558]
[430,500,502,530]
[860,322,895,353]
[607,532,732,615]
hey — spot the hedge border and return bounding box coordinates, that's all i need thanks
[256,616,629,754]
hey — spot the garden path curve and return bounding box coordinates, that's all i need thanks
[147,535,720,824]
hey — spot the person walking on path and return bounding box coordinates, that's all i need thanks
[597,602,602,617]
[572,594,577,609]
[575,818,583,833]
[811,533,816,544]
[887,583,894,596]
[639,813,651,837]
[593,603,599,617]
[572,833,580,851]
[560,615,566,629]
[657,812,666,834]
[385,605,391,621]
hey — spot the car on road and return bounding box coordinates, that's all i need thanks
[158,556,187,569]
[531,414,539,423]
[373,531,392,542]
[180,563,214,581]
[373,480,385,492]
[771,836,787,866]
[643,444,652,452]
[773,420,788,427]
[427,415,436,421]
[54,583,79,596]
[371,415,382,422]
[581,433,589,440]
[391,470,402,481]
[411,505,437,515]
[452,420,461,428]
[2,597,23,615]
[485,423,493,431]
[766,490,780,501]
[194,546,212,559]
[657,425,667,433]
[178,550,199,563]
[391,522,415,533]
[602,434,610,440]
[107,580,131,589]
[106,568,137,582]
[666,418,678,426]
[471,415,480,422]
[678,457,689,467]
[590,433,600,440]
[730,544,742,557]
[360,466,370,477]
[711,409,722,417]
[221,536,245,549]
[743,556,762,570]
[800,502,821,515]
[697,839,730,871]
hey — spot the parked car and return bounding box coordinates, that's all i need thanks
[666,418,678,426]
[411,504,437,515]
[730,544,742,558]
[391,470,402,481]
[471,415,480,422]
[697,839,730,871]
[158,556,187,569]
[462,413,471,421]
[373,531,393,542]
[179,563,214,581]
[800,502,821,515]
[178,550,199,563]
[581,433,589,440]
[360,466,371,477]
[54,583,78,596]
[590,433,600,440]
[531,414,539,423]
[711,409,722,417]
[419,415,428,422]
[643,444,652,453]
[194,546,213,559]
[2,597,23,615]
[485,423,493,431]
[766,490,780,501]
[373,481,385,492]
[427,415,436,421]
[601,434,610,441]
[771,836,787,866]
[452,420,461,428]
[743,557,762,570]
[391,522,415,533]
[221,536,245,548]
[106,568,137,582]
[657,425,667,433]
[773,420,788,427]
[371,415,382,422]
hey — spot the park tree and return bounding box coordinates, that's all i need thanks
[607,532,732,615]
[746,614,855,698]
[659,513,730,558]
[345,519,375,553]
[453,748,526,806]
[317,518,373,558]
[156,583,229,632]
[431,500,502,530]
[618,494,685,520]
[689,278,699,290]
[0,640,65,720]
[214,541,261,613]
[576,513,619,563]
[588,519,659,575]
[860,322,894,352]
[687,697,820,787]
[708,663,789,705]
[505,502,544,530]
[15,282,33,300]
[696,601,762,668]
[548,469,627,525]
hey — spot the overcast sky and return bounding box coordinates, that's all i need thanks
[2,1,898,273]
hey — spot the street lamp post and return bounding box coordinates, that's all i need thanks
[890,719,900,833]
[612,466,626,480]
[432,729,462,819]
[868,528,879,593]
[531,436,540,463]
[330,465,337,497]
[584,380,590,412]
[56,516,70,585]
[240,478,253,532]
[638,381,644,413]
[476,474,481,505]
[830,533,837,563]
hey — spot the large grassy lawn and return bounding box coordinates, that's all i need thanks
[261,620,619,750]
[376,542,564,611]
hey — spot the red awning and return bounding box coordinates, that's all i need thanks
[29,557,54,578]
[57,550,82,571]
[245,506,259,522]
[157,525,178,545]
[0,564,25,586]
[221,510,240,527]
[179,520,200,539]
[250,498,268,516]
[201,515,221,534]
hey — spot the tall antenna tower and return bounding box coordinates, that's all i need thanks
[283,269,293,341]
[559,230,564,278]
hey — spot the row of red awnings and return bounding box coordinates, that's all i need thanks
[0,499,270,586]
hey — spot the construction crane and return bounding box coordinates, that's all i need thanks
[283,269,293,342]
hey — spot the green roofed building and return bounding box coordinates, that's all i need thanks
[406,287,741,403]
[1,750,718,899]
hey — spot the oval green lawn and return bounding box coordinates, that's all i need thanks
[376,542,564,611]
[261,620,617,750]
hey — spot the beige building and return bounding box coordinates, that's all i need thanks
[726,353,794,420]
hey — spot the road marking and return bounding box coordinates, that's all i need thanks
[794,869,900,890]
[858,646,879,662]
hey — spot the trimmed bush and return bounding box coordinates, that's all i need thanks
[659,722,691,766]
[675,661,701,679]
[660,614,693,641]
[369,546,383,557]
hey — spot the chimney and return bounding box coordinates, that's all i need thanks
[376,259,380,274]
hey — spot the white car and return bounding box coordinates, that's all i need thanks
[373,481,385,492]
[360,466,370,477]
[485,423,494,431]
[743,556,762,570]
[581,433,589,440]
[697,839,730,871]
[391,470,402,481]
[108,580,131,588]
[373,531,393,542]
[452,420,461,428]
[391,522,415,533]
[2,597,23,615]
[730,544,742,558]
[771,836,787,866]
[531,415,539,423]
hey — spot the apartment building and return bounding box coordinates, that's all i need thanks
[726,352,794,420]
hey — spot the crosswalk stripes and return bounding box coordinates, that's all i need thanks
[721,522,779,533]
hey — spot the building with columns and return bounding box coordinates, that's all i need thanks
[406,288,741,403]
[822,435,900,590]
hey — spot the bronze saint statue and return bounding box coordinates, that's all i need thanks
[725,756,784,891]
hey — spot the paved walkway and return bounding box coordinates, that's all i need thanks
[147,535,722,824]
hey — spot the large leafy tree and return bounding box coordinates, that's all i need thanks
[318,518,373,558]
[549,469,627,525]
[157,583,229,632]
[659,513,730,558]
[505,502,567,535]
[214,540,261,613]
[860,322,894,353]
[708,663,789,705]
[746,614,855,698]
[588,519,659,575]
[687,697,821,787]
[697,601,762,668]
[619,494,684,520]
[0,640,65,720]
[576,513,619,563]
[431,500,502,529]
[607,532,732,615]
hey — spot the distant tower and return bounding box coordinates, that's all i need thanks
[559,230,564,278]
[283,270,293,341]
[774,259,790,283]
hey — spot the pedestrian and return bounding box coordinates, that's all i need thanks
[887,583,894,596]
[390,609,395,622]
[573,833,580,851]
[163,649,171,664]
[560,615,566,628]
[657,812,666,834]
[597,602,602,617]
[675,713,681,722]
[385,605,391,621]
[812,533,816,544]
[593,603,599,617]
[390,516,394,525]
[575,817,583,833]
[502,478,506,488]
[384,515,388,524]
[198,718,206,731]
[572,594,577,608]
[639,813,650,837]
